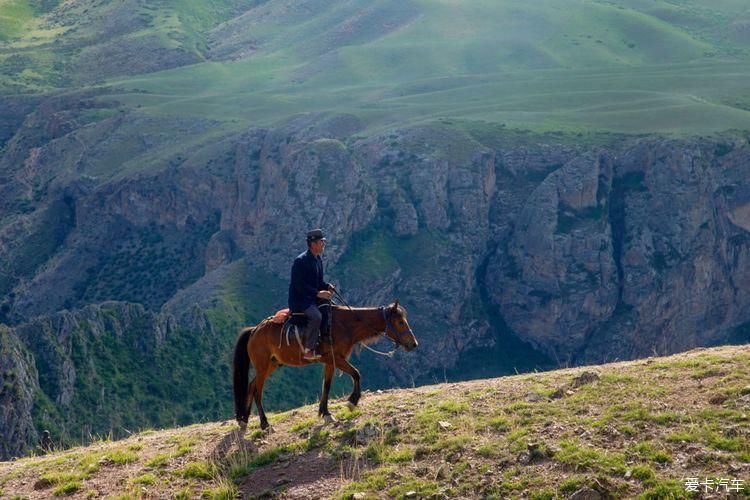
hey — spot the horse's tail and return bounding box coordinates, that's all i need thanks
[233,326,255,423]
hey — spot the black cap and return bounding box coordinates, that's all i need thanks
[306,228,326,242]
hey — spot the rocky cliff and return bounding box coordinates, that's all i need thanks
[1,110,749,458]
[488,137,750,364]
[0,325,39,459]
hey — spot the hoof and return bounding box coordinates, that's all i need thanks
[346,401,357,412]
[323,414,338,425]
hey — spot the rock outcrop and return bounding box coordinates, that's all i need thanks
[487,138,750,363]
[0,301,231,460]
[0,326,40,459]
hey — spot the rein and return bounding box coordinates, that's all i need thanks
[360,307,413,358]
[332,288,353,310]
[331,292,412,358]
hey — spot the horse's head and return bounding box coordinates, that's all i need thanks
[383,300,418,352]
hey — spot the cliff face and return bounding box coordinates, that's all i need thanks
[487,138,750,363]
[1,111,749,458]
[3,114,749,366]
[0,326,39,459]
[0,301,234,459]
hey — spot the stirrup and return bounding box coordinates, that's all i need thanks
[303,348,321,360]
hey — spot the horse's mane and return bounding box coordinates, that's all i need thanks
[331,304,381,312]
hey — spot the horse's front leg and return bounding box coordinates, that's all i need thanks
[335,357,361,410]
[319,363,335,421]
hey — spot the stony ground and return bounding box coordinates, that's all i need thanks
[1,344,749,499]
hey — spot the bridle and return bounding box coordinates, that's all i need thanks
[331,290,413,357]
[380,306,414,346]
[358,306,413,357]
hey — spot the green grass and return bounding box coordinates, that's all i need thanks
[100,0,750,134]
[2,0,748,133]
[106,449,139,465]
[554,439,627,474]
[52,481,81,496]
[387,477,439,499]
[145,453,173,468]
[130,473,157,485]
[486,416,511,432]
[631,464,656,481]
[704,431,745,452]
[201,482,239,500]
[337,466,395,499]
[174,487,193,499]
[290,417,319,433]
[0,0,35,40]
[247,444,292,469]
[100,0,741,131]
[41,471,85,485]
[629,442,673,464]
[559,476,592,494]
[364,440,415,464]
[639,479,691,499]
[111,60,750,135]
[475,441,503,458]
[530,488,556,500]
[666,430,699,443]
[180,461,215,480]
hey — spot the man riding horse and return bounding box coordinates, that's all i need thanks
[232,228,419,430]
[288,228,335,360]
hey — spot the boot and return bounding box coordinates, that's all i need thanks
[303,331,320,360]
[303,348,320,360]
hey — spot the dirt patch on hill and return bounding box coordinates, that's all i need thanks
[241,450,342,498]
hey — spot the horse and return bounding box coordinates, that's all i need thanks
[232,300,418,430]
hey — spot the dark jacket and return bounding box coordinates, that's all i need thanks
[288,249,329,312]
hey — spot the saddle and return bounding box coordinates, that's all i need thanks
[272,302,332,351]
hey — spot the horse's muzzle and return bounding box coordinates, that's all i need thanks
[403,339,418,352]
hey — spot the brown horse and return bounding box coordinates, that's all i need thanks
[233,300,418,430]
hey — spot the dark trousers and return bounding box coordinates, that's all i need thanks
[302,304,322,351]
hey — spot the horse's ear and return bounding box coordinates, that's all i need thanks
[392,299,399,311]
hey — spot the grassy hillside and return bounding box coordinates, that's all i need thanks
[105,0,750,134]
[0,0,36,41]
[2,344,747,498]
[0,0,260,92]
[3,0,750,133]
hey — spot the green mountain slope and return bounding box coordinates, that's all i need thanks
[2,0,750,133]
[96,0,750,133]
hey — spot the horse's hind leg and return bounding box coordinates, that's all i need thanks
[245,377,256,418]
[253,361,277,430]
[335,358,361,409]
[318,363,335,419]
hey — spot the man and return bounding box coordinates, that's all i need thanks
[40,430,53,453]
[288,228,335,360]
